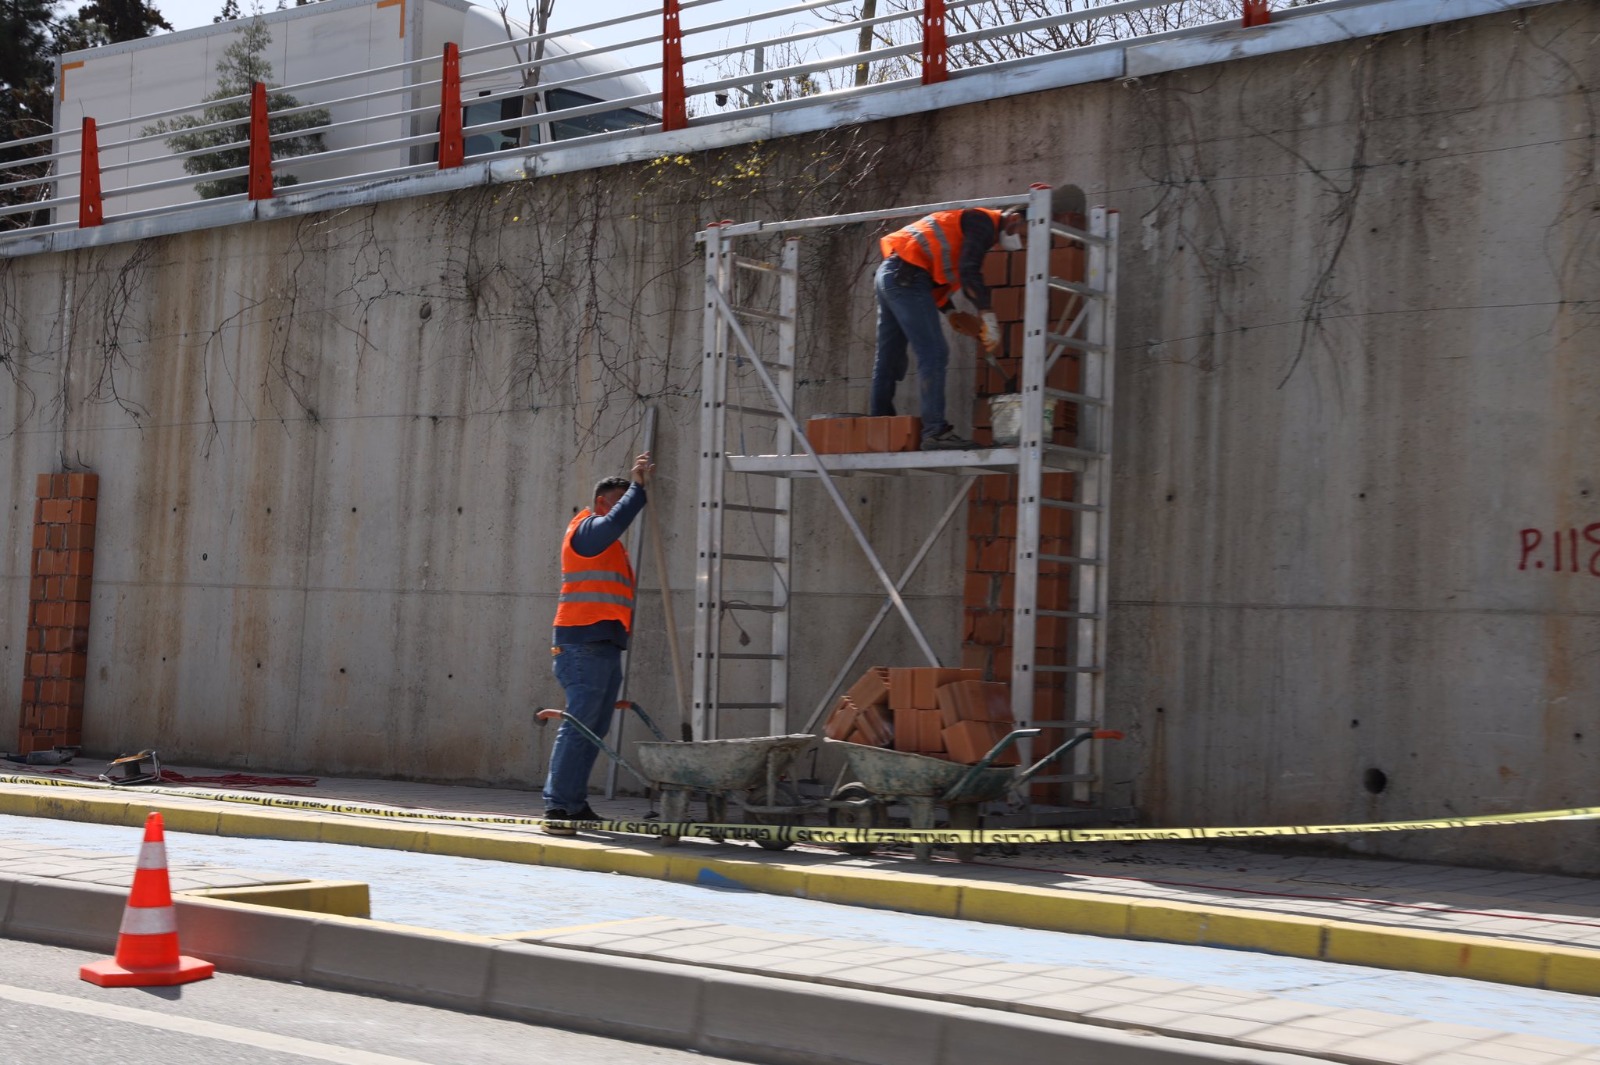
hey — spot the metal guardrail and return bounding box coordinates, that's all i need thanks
[0,0,1283,239]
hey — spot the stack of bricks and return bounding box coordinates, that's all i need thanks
[962,213,1089,802]
[823,667,893,747]
[935,678,1019,766]
[806,415,921,455]
[17,473,98,756]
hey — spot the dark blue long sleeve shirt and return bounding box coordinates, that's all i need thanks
[553,482,647,649]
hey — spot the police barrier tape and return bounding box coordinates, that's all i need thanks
[2,770,1598,846]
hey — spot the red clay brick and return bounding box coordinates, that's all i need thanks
[43,628,71,653]
[959,645,990,674]
[1036,615,1068,649]
[26,629,43,653]
[65,602,91,628]
[887,668,917,710]
[893,708,919,752]
[845,667,891,710]
[981,250,1008,287]
[67,472,99,499]
[863,417,891,453]
[61,576,92,601]
[27,653,48,676]
[65,549,93,576]
[824,697,858,740]
[856,704,893,747]
[31,525,46,550]
[972,537,1013,573]
[969,611,1008,647]
[35,474,53,498]
[990,287,1023,323]
[60,653,87,679]
[975,475,1013,504]
[910,667,980,710]
[69,680,86,706]
[40,499,71,524]
[1008,250,1028,286]
[63,524,95,550]
[1050,245,1085,282]
[966,502,998,537]
[883,416,919,452]
[963,573,993,610]
[65,499,97,525]
[37,550,66,576]
[29,577,46,600]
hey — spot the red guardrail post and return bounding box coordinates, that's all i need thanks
[921,0,948,85]
[662,0,687,132]
[247,82,274,201]
[438,42,464,169]
[78,118,103,228]
[1242,0,1270,26]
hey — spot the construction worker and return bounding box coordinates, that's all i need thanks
[871,204,1027,450]
[542,451,653,835]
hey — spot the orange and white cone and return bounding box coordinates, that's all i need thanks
[79,811,215,987]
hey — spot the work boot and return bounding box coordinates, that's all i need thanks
[572,804,601,821]
[921,427,977,451]
[541,809,578,836]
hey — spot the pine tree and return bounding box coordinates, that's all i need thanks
[144,19,328,199]
[0,0,60,228]
[74,0,171,43]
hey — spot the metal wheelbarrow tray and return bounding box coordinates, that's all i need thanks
[638,733,816,849]
[824,727,1121,861]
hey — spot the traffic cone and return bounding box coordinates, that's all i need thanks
[80,811,215,987]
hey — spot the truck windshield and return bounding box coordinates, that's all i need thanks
[464,93,534,155]
[546,88,655,140]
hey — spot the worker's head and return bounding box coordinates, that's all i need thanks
[592,476,630,516]
[998,208,1027,252]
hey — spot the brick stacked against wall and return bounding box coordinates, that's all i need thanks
[18,473,98,755]
[961,217,1087,803]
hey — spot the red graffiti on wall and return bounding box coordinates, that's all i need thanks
[1519,525,1600,575]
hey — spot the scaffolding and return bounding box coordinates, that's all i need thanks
[691,185,1119,807]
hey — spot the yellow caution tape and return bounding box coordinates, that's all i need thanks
[2,771,1597,846]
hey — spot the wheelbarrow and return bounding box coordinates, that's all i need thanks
[824,727,1122,862]
[537,703,814,849]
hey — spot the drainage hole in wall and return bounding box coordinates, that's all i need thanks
[339,668,346,674]
[201,553,207,561]
[351,507,357,513]
[266,507,271,514]
[457,507,462,515]
[1362,768,1388,794]
[1350,719,1359,728]
[447,673,453,679]
[1154,706,1164,714]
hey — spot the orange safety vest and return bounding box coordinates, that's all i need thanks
[553,510,635,631]
[880,208,1002,298]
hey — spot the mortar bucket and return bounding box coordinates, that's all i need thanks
[989,394,1056,446]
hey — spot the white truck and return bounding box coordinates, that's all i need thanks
[52,0,657,216]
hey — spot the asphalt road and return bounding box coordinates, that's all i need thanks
[0,938,738,1065]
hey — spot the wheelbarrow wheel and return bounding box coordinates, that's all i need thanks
[745,811,795,851]
[828,783,887,856]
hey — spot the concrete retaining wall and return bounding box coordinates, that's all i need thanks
[0,2,1595,870]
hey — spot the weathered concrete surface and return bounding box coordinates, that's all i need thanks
[0,3,1596,871]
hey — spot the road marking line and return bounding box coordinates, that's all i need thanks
[0,982,436,1065]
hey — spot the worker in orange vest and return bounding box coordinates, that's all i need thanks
[872,205,1026,449]
[543,451,653,835]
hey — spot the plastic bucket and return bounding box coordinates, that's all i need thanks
[989,394,1056,446]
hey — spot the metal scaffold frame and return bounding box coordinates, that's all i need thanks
[691,187,1119,808]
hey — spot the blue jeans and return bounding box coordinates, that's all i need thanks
[544,640,623,810]
[871,257,950,439]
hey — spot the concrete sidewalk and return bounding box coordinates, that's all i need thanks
[1,758,1598,1065]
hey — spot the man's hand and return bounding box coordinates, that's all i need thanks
[631,452,655,486]
[948,311,982,338]
[980,311,1002,355]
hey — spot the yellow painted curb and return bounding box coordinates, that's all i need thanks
[958,883,1132,937]
[802,866,962,917]
[188,879,372,918]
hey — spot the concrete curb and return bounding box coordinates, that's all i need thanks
[0,872,1319,1065]
[5,783,1598,998]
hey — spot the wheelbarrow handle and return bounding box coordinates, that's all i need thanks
[1016,728,1125,784]
[537,708,653,788]
[941,727,1042,804]
[619,700,668,742]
